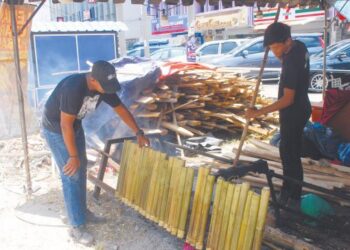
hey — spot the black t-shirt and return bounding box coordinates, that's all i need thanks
[278,40,311,121]
[42,74,121,133]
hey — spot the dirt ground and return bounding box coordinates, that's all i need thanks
[0,135,183,250]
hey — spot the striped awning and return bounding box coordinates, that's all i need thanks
[44,0,323,8]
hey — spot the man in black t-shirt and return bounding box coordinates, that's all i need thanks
[246,23,311,208]
[42,60,149,245]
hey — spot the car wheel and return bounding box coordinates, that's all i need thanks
[309,73,328,93]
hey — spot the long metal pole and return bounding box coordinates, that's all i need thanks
[233,4,281,167]
[322,1,328,100]
[9,1,32,196]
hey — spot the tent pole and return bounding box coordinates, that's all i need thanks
[322,0,328,100]
[18,0,46,36]
[9,0,32,196]
[233,4,281,167]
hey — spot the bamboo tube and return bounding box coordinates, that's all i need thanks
[167,159,183,231]
[129,144,143,208]
[224,184,241,250]
[230,182,250,250]
[206,178,223,250]
[217,183,235,250]
[171,166,187,235]
[252,187,270,250]
[145,150,160,219]
[237,191,253,250]
[116,140,130,197]
[155,154,167,221]
[192,168,210,244]
[150,152,164,221]
[120,141,132,200]
[124,143,137,204]
[186,167,208,245]
[177,167,195,239]
[195,175,215,250]
[138,148,154,215]
[164,158,178,227]
[167,158,185,231]
[134,147,147,210]
[211,180,229,249]
[159,157,175,227]
[242,193,260,250]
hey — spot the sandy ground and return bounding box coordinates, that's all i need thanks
[0,137,183,250]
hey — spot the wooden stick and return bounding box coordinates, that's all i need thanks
[159,157,174,226]
[161,121,194,137]
[164,93,214,115]
[233,4,281,166]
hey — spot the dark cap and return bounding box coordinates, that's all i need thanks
[263,22,291,47]
[91,60,120,93]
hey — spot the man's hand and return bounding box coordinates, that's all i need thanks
[63,157,80,176]
[245,107,260,120]
[137,134,150,148]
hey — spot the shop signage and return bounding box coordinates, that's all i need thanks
[151,15,188,35]
[194,7,251,31]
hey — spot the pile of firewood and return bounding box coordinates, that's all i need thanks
[132,68,278,139]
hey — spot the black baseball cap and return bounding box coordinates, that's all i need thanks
[91,60,120,93]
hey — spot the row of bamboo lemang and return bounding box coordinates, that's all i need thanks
[116,141,270,250]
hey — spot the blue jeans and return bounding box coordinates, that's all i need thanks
[42,128,87,227]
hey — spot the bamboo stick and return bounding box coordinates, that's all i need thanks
[155,155,167,221]
[161,121,194,137]
[211,180,229,249]
[192,168,210,245]
[116,140,130,197]
[145,150,160,219]
[206,178,223,250]
[217,183,235,250]
[242,193,260,250]
[166,158,183,231]
[253,187,270,250]
[159,157,175,227]
[171,166,187,235]
[149,151,162,221]
[224,184,241,250]
[195,175,215,250]
[187,167,208,245]
[177,167,195,239]
[230,182,250,250]
[237,191,253,250]
[164,157,179,228]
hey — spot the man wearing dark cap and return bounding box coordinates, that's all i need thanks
[42,60,149,245]
[246,23,311,208]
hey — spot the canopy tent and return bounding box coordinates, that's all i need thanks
[2,0,345,196]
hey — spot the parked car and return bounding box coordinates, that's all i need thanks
[150,46,186,62]
[195,39,247,63]
[131,39,169,49]
[211,33,324,83]
[309,39,350,92]
[127,46,165,58]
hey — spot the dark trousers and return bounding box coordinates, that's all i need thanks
[279,112,310,200]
